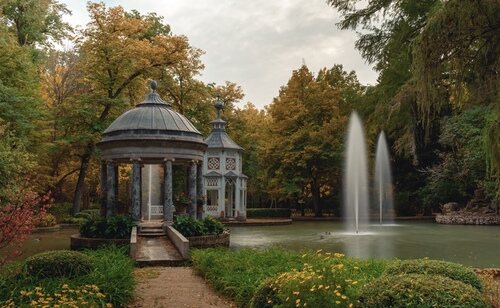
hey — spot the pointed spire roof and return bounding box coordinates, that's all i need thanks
[204,97,243,151]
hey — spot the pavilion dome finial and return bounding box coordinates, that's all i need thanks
[214,96,223,119]
[150,80,158,92]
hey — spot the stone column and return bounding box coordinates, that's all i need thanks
[188,161,197,219]
[164,159,174,224]
[220,178,226,218]
[235,178,241,218]
[197,162,204,219]
[131,159,141,223]
[106,160,116,217]
[99,161,107,217]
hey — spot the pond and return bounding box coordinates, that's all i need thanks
[10,221,500,268]
[229,221,500,268]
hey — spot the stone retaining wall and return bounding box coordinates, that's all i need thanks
[436,214,500,225]
[188,233,230,248]
[70,234,130,250]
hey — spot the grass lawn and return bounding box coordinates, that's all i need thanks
[192,248,494,308]
[0,246,134,307]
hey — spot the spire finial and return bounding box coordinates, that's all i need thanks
[150,80,158,92]
[214,96,223,119]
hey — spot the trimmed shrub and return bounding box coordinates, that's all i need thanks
[79,215,133,239]
[247,208,291,218]
[202,217,224,235]
[173,215,206,237]
[25,250,93,278]
[359,274,487,307]
[35,213,57,227]
[384,259,483,291]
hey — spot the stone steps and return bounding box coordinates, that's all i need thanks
[134,236,186,267]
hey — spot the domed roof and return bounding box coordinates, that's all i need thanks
[98,82,206,162]
[103,100,201,135]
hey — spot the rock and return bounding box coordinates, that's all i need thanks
[441,202,459,215]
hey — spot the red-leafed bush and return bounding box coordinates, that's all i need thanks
[0,191,51,266]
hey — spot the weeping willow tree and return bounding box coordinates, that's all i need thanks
[411,0,499,196]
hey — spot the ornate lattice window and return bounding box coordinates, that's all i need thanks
[207,157,220,169]
[207,177,218,186]
[226,158,236,170]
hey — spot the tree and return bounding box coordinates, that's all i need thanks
[70,2,200,213]
[266,65,347,216]
[1,0,71,46]
[230,102,271,207]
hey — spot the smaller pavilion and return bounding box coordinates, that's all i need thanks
[202,98,247,220]
[97,81,207,224]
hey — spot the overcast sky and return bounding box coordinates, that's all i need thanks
[61,0,378,109]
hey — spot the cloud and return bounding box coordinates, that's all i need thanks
[61,0,378,108]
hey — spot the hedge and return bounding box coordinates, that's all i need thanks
[359,274,487,307]
[246,208,291,218]
[384,259,483,291]
[25,250,93,278]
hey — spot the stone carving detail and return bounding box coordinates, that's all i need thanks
[226,158,236,170]
[208,157,220,169]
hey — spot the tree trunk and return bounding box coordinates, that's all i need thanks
[72,143,94,214]
[312,178,322,217]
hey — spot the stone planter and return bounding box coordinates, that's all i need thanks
[70,234,130,250]
[187,232,230,248]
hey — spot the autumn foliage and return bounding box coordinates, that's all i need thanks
[0,191,51,265]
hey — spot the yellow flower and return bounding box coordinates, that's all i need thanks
[336,301,341,304]
[352,281,358,285]
[349,304,353,308]
[341,295,347,299]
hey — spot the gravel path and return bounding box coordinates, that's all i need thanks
[129,267,234,308]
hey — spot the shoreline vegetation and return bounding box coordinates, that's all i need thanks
[191,248,499,308]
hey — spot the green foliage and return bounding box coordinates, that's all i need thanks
[359,274,487,307]
[35,213,57,227]
[384,259,483,291]
[25,250,92,278]
[173,216,225,237]
[250,252,387,308]
[173,215,206,237]
[59,216,87,225]
[191,248,303,307]
[0,246,134,307]
[193,249,490,307]
[421,106,497,208]
[246,208,291,218]
[73,212,92,220]
[202,217,224,235]
[79,215,133,239]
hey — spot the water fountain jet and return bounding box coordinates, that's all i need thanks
[343,112,369,234]
[375,131,394,225]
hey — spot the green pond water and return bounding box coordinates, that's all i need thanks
[13,221,500,267]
